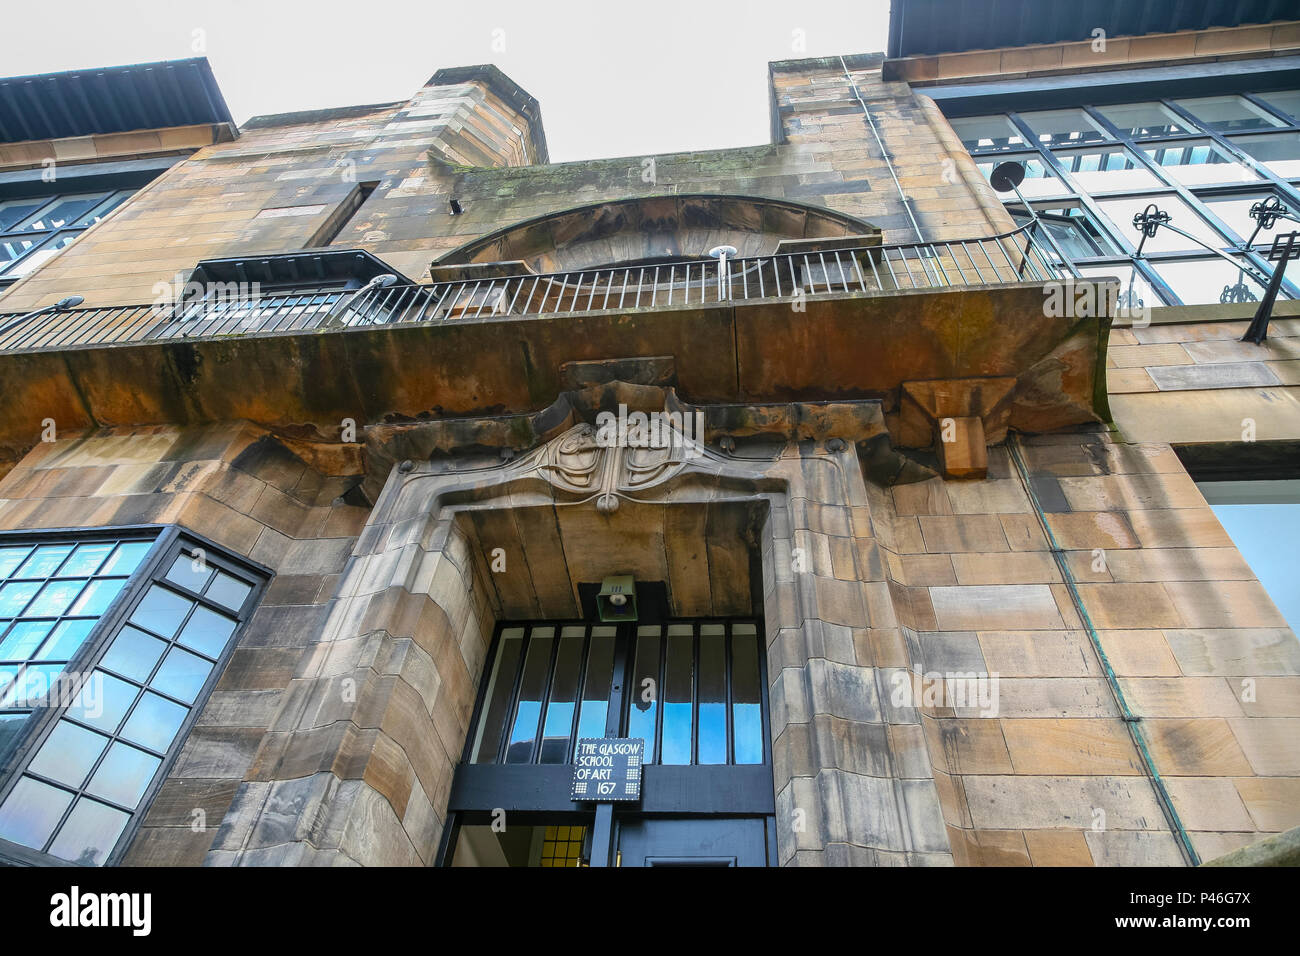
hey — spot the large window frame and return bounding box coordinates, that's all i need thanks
[441,612,776,867]
[468,618,769,769]
[0,525,268,867]
[0,190,134,290]
[953,91,1300,307]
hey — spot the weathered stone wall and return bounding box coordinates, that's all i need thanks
[1106,317,1300,444]
[0,59,1007,313]
[868,429,1299,865]
[0,422,369,865]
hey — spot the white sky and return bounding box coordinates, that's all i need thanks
[4,0,893,163]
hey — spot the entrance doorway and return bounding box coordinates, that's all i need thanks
[440,600,775,867]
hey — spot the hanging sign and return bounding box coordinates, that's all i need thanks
[571,737,644,801]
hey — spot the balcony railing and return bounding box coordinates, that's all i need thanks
[0,224,1070,353]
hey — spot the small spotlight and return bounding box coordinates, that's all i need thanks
[597,575,637,623]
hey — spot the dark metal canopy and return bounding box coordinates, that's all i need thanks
[190,249,410,288]
[0,57,233,144]
[887,0,1295,59]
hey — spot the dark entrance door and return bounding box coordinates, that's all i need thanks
[615,817,770,867]
[440,590,776,867]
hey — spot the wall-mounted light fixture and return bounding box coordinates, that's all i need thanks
[597,575,637,623]
[0,294,84,338]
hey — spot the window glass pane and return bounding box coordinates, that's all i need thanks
[0,546,33,578]
[1151,257,1268,306]
[2,233,76,278]
[34,619,96,661]
[164,552,213,593]
[60,543,115,577]
[949,114,1027,152]
[0,621,54,661]
[628,626,661,764]
[977,155,1066,198]
[538,627,584,764]
[99,625,168,682]
[1055,145,1161,192]
[149,646,212,703]
[1200,193,1294,247]
[505,627,553,764]
[732,624,763,765]
[661,625,693,765]
[1231,132,1300,178]
[67,577,127,617]
[23,579,88,618]
[1256,91,1300,124]
[72,191,130,227]
[1095,102,1188,138]
[47,798,129,866]
[14,193,108,231]
[0,777,73,850]
[101,541,152,576]
[1096,194,1230,253]
[1020,108,1109,147]
[697,624,727,765]
[2,663,65,708]
[84,741,160,808]
[0,198,50,232]
[470,628,523,763]
[205,572,252,612]
[176,605,236,658]
[28,720,110,789]
[0,582,40,617]
[1076,263,1166,310]
[575,627,615,742]
[15,545,73,578]
[66,671,138,734]
[1175,95,1284,132]
[0,234,43,273]
[0,712,29,757]
[1199,480,1300,635]
[0,666,18,702]
[1011,206,1118,257]
[120,691,188,753]
[1141,140,1259,186]
[129,585,193,638]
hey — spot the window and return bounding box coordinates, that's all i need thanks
[0,536,153,761]
[1174,95,1284,133]
[1200,193,1293,247]
[1150,257,1267,306]
[1140,140,1259,187]
[0,529,264,866]
[1055,145,1162,192]
[1095,102,1188,139]
[1230,132,1300,179]
[975,155,1066,199]
[1010,205,1118,258]
[470,619,765,768]
[1019,109,1110,148]
[944,90,1300,309]
[1095,194,1230,254]
[1256,91,1300,125]
[950,114,1027,153]
[1075,262,1160,311]
[0,190,132,288]
[1198,480,1300,636]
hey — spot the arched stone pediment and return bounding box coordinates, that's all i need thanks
[434,194,879,273]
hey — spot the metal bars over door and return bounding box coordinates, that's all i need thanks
[467,619,767,770]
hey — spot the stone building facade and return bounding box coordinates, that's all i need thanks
[0,4,1296,867]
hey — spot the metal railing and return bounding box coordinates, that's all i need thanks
[0,223,1069,353]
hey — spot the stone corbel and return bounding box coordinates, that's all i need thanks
[897,377,1016,480]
